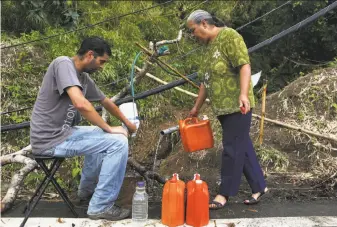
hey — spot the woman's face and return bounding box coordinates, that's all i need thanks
[187,20,210,44]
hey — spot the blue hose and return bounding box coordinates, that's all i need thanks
[130,51,142,97]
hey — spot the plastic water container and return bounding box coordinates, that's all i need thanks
[161,173,185,227]
[186,174,209,227]
[119,102,140,137]
[179,117,214,152]
[132,181,148,225]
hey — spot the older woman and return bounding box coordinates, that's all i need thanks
[187,10,268,209]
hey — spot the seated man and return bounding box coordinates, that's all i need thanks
[30,37,137,221]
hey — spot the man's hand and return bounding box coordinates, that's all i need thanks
[189,106,199,117]
[239,94,250,114]
[108,126,128,137]
[124,121,137,134]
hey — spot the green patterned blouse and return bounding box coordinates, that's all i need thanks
[199,27,255,116]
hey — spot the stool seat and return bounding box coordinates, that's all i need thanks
[28,154,63,160]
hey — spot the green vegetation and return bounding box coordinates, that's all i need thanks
[1,1,336,190]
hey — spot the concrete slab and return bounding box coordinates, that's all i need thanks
[1,216,337,227]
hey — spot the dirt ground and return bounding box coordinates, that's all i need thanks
[129,67,337,202]
[1,68,336,216]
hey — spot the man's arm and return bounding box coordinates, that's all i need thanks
[100,98,137,133]
[66,86,127,136]
[239,64,251,114]
[189,84,207,117]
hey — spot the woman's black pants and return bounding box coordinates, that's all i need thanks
[217,111,266,196]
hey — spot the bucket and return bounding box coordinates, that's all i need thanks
[119,102,140,137]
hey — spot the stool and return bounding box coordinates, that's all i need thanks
[20,155,78,227]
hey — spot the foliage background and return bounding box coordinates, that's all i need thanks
[1,0,337,191]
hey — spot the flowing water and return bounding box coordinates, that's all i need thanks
[151,134,163,190]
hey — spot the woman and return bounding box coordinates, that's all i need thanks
[186,10,268,209]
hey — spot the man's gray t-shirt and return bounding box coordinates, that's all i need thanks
[30,56,106,154]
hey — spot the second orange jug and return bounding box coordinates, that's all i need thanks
[186,173,209,227]
[179,117,214,152]
[161,173,185,227]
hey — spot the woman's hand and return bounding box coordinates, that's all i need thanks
[189,106,199,117]
[239,94,250,114]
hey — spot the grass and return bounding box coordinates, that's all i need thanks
[255,144,289,172]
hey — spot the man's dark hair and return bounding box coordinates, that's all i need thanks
[77,37,112,57]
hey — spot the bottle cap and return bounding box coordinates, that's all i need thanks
[170,173,179,183]
[194,173,201,180]
[137,181,145,188]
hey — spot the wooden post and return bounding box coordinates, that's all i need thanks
[259,80,268,146]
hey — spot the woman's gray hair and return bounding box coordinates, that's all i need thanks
[187,10,213,24]
[187,9,224,27]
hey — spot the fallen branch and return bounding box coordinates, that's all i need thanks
[252,114,337,143]
[127,157,166,184]
[1,145,37,213]
[1,145,32,166]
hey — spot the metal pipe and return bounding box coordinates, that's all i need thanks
[160,125,179,135]
[1,73,198,132]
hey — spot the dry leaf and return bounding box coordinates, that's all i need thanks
[57,217,65,223]
[247,208,258,212]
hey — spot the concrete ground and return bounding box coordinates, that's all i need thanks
[2,216,337,227]
[2,198,337,227]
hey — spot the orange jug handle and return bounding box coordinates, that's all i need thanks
[184,117,199,125]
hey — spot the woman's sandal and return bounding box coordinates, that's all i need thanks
[244,190,268,205]
[209,196,229,210]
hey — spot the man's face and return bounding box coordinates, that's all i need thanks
[83,50,109,74]
[187,20,209,44]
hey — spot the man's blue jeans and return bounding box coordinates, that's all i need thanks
[52,126,128,215]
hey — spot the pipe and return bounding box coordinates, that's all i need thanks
[160,125,179,135]
[1,73,198,132]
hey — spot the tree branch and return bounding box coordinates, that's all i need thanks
[149,30,182,51]
[127,157,166,184]
[252,114,337,143]
[1,146,37,213]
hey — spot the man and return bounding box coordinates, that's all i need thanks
[30,37,137,220]
[186,10,268,209]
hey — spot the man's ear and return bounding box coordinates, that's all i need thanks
[85,50,95,61]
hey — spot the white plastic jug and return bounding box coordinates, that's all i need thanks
[119,102,140,137]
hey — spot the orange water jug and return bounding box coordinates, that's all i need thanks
[186,174,209,227]
[179,117,214,152]
[161,173,185,227]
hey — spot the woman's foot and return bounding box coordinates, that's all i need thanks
[209,194,228,210]
[244,187,269,205]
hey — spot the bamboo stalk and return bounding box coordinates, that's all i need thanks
[135,66,210,102]
[252,114,337,143]
[259,81,268,145]
[135,42,199,89]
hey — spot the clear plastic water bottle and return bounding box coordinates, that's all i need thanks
[132,181,148,225]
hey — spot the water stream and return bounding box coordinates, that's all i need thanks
[151,134,163,190]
